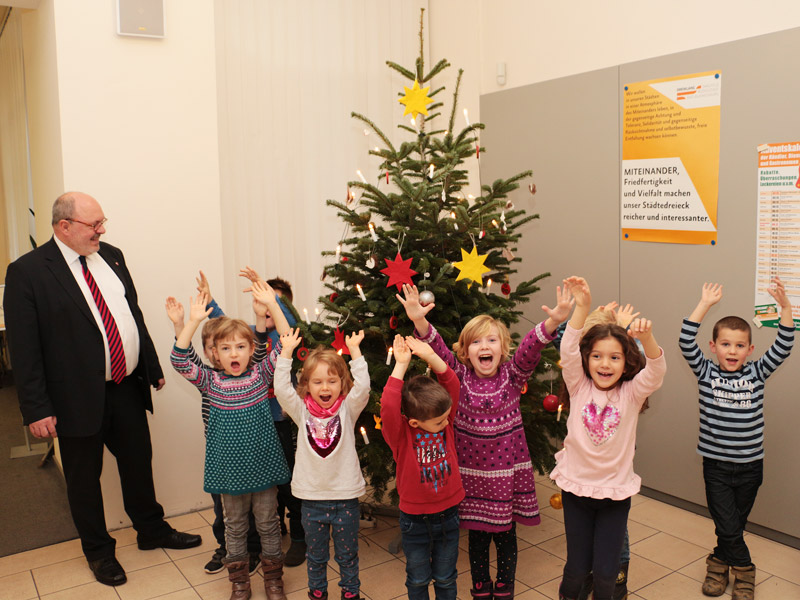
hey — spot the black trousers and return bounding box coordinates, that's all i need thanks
[560,491,630,600]
[58,377,171,561]
[703,457,763,567]
[275,419,304,541]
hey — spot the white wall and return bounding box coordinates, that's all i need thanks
[20,0,224,525]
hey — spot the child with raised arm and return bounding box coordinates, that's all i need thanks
[679,278,794,600]
[274,328,370,600]
[381,335,464,600]
[552,276,665,600]
[397,283,574,600]
[170,282,291,600]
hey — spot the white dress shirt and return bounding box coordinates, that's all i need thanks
[54,236,140,381]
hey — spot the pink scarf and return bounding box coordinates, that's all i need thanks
[304,394,345,418]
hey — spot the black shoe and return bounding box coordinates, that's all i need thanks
[284,540,307,567]
[249,552,260,575]
[88,556,127,586]
[138,530,202,550]
[204,546,226,574]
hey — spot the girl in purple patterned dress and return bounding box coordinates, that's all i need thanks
[398,284,573,600]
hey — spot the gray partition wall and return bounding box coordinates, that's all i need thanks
[481,28,800,545]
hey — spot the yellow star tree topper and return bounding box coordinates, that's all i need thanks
[398,79,433,118]
[453,246,491,288]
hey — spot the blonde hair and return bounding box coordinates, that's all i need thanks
[297,347,354,399]
[582,307,616,335]
[452,315,511,368]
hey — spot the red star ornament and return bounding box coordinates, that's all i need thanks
[380,252,418,291]
[331,327,351,355]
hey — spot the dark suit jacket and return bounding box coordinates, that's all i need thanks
[3,238,164,437]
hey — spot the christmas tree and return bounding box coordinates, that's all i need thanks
[284,9,566,503]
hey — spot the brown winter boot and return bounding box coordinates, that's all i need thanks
[730,565,756,600]
[261,555,287,600]
[226,560,252,600]
[702,554,729,596]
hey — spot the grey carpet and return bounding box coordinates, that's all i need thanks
[0,375,78,557]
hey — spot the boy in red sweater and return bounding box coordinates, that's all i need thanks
[381,335,465,600]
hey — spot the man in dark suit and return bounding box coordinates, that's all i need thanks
[3,192,201,586]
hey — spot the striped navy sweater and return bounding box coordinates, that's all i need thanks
[679,318,794,463]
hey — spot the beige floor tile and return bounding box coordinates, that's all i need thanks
[111,525,139,548]
[535,534,567,561]
[358,558,408,600]
[630,532,707,571]
[628,499,716,549]
[532,576,564,599]
[0,539,84,579]
[355,535,399,570]
[167,513,211,533]
[155,590,203,599]
[362,525,402,556]
[514,546,565,589]
[753,575,800,599]
[173,551,227,587]
[627,519,658,544]
[0,570,37,600]
[745,531,800,585]
[116,562,190,600]
[193,575,239,600]
[629,493,647,507]
[538,506,564,524]
[516,515,565,546]
[118,544,172,571]
[361,515,400,538]
[31,555,95,596]
[197,508,216,527]
[635,571,716,600]
[39,580,121,600]
[626,553,672,593]
[514,588,550,600]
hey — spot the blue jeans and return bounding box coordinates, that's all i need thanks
[399,507,460,600]
[302,499,360,595]
[703,457,763,567]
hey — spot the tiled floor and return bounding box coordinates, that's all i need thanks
[2,473,799,600]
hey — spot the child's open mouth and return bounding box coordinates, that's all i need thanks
[319,394,332,404]
[230,361,241,371]
[478,354,493,366]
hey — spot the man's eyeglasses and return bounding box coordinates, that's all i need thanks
[67,218,107,232]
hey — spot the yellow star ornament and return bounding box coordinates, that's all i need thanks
[453,246,491,288]
[398,79,433,119]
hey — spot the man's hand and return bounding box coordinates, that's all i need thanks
[154,378,166,391]
[29,416,58,439]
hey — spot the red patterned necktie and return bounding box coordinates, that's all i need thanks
[79,255,127,383]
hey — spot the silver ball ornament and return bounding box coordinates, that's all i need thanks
[419,290,435,306]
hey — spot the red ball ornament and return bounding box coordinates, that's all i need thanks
[543,394,559,412]
[501,282,511,296]
[389,315,399,329]
[297,346,309,361]
[341,256,349,262]
[329,292,339,302]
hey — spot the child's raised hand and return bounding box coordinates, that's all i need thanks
[767,276,791,309]
[542,285,574,323]
[239,266,262,285]
[165,296,185,325]
[627,317,653,340]
[250,280,277,307]
[615,303,641,329]
[280,328,302,355]
[189,292,212,323]
[196,270,212,299]
[700,282,723,306]
[345,330,365,350]
[396,284,434,322]
[393,335,412,364]
[564,276,591,308]
[403,336,434,362]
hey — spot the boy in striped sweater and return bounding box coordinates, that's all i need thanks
[679,278,794,600]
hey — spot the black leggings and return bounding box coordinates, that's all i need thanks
[560,491,630,600]
[468,524,517,585]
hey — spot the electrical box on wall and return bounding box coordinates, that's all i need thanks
[117,0,165,38]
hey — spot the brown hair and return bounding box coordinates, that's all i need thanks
[296,347,354,399]
[201,317,225,346]
[267,277,293,302]
[713,316,751,344]
[401,376,452,421]
[453,315,511,368]
[558,323,649,412]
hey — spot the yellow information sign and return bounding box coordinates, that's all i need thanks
[621,71,721,244]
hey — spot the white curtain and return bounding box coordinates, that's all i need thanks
[214,0,429,318]
[0,8,34,265]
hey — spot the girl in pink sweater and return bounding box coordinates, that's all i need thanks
[551,277,666,600]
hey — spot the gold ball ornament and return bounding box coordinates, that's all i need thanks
[549,493,563,510]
